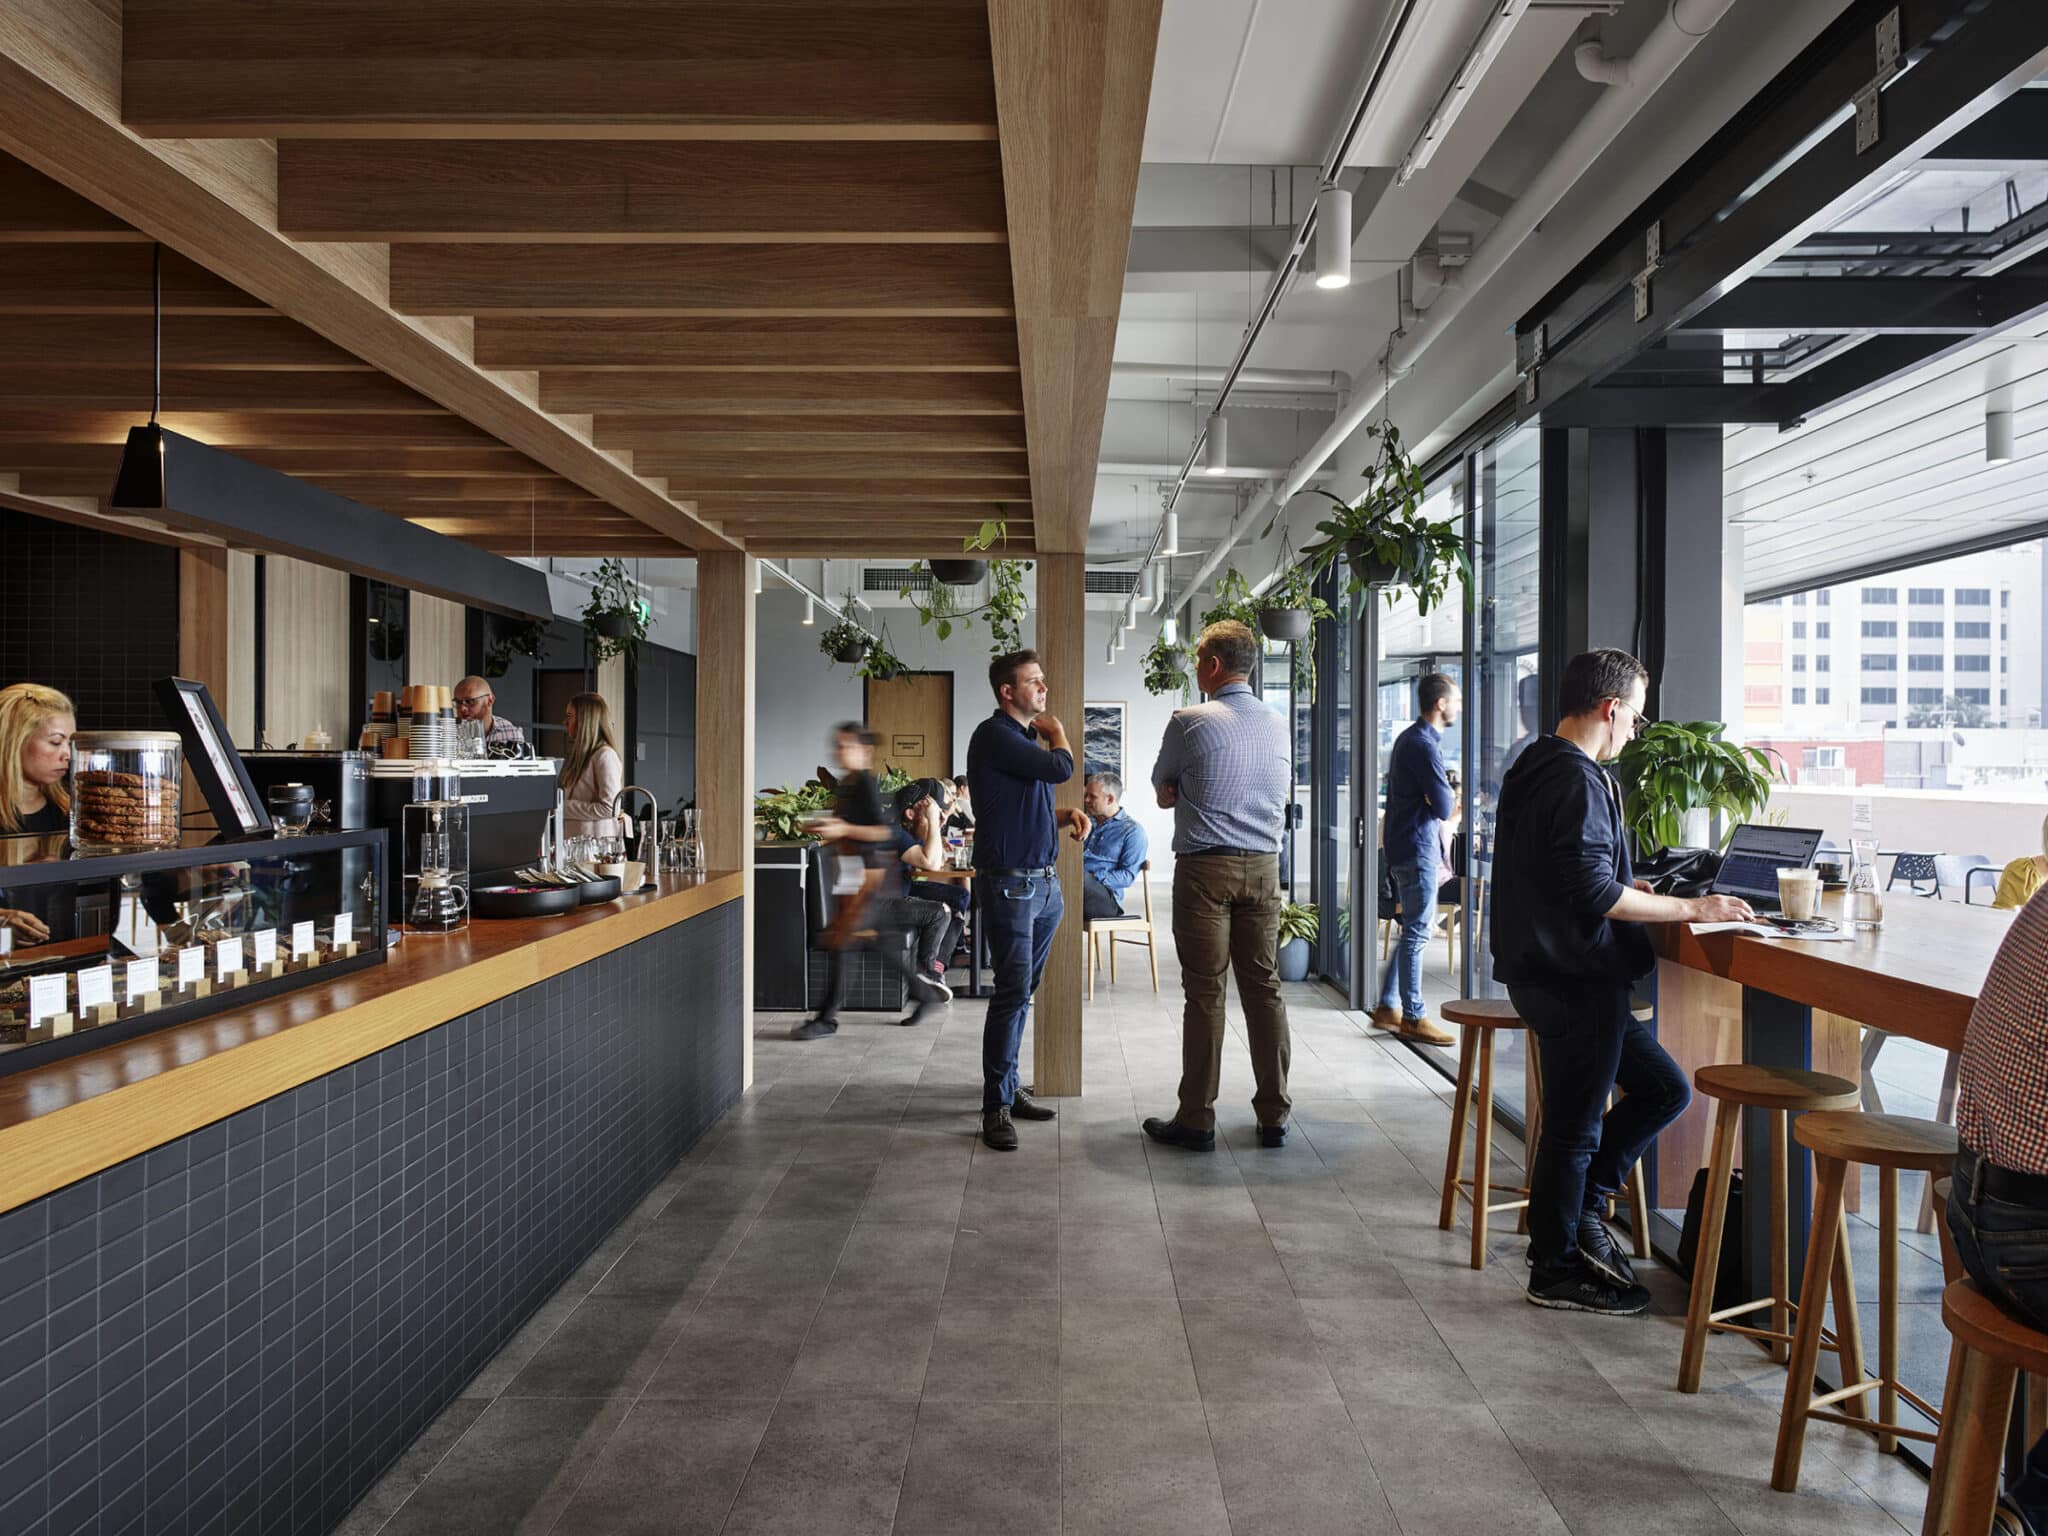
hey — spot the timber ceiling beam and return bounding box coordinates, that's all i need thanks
[0,314,369,370]
[986,0,1160,553]
[537,371,1023,414]
[472,318,1019,371]
[0,368,449,413]
[591,416,1027,453]
[628,451,1030,480]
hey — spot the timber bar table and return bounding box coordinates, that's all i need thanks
[1651,891,2010,1301]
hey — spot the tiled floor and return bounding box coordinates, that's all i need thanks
[339,913,1940,1535]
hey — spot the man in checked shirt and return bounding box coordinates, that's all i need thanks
[1948,886,2048,1535]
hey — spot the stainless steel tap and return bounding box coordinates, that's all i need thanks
[612,785,661,888]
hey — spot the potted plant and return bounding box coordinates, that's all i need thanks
[482,615,551,678]
[1199,568,1262,632]
[1277,901,1318,981]
[928,509,1008,586]
[1612,720,1780,855]
[858,632,905,682]
[908,521,1032,654]
[753,782,832,843]
[1142,635,1195,697]
[581,557,649,661]
[1258,561,1337,697]
[1303,421,1469,611]
[819,616,872,665]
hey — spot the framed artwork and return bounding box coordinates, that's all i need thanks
[1083,701,1126,784]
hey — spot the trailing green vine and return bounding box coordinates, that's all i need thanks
[1142,635,1195,698]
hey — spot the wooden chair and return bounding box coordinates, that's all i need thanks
[1439,999,1539,1271]
[1086,860,1158,1001]
[1922,1281,2048,1536]
[1676,1063,1862,1393]
[1772,1111,1963,1492]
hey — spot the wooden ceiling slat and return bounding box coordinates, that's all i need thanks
[0,367,447,413]
[629,450,1029,479]
[380,500,639,521]
[0,315,367,371]
[278,141,1007,240]
[689,497,1019,519]
[539,370,1023,415]
[593,415,1025,452]
[0,410,496,448]
[0,246,266,315]
[296,474,603,505]
[659,478,1028,499]
[473,317,1018,370]
[748,538,1037,557]
[123,1,998,137]
[388,244,1014,315]
[0,161,146,243]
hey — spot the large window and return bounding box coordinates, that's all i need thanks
[1908,621,1944,638]
[1862,620,1897,637]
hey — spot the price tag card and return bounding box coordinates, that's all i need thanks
[177,946,204,987]
[28,973,66,1023]
[252,928,278,969]
[126,957,160,1001]
[77,965,114,1012]
[1852,795,1874,834]
[215,936,244,979]
[332,913,353,947]
[291,920,315,958]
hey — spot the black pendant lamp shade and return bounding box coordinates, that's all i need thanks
[109,244,550,620]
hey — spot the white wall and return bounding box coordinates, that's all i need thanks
[748,588,1183,872]
[1767,784,2048,874]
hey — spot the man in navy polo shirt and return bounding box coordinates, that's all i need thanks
[1374,673,1460,1047]
[967,648,1086,1150]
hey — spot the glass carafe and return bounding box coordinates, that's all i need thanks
[1848,838,1884,930]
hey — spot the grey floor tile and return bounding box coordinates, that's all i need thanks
[1362,1398,1573,1536]
[859,1165,969,1225]
[828,1221,957,1297]
[330,1396,489,1536]
[1298,1294,1478,1413]
[893,1399,1060,1536]
[947,1219,1060,1298]
[1181,1297,1342,1402]
[709,1217,853,1299]
[378,1397,617,1536]
[1163,1224,1293,1299]
[720,1395,917,1536]
[1266,1220,1412,1298]
[922,1298,1061,1402]
[1490,1398,1743,1535]
[589,1214,741,1300]
[1205,1398,1400,1535]
[552,1399,774,1536]
[1059,1220,1177,1298]
[1060,1298,1198,1403]
[783,1294,940,1400]
[643,1294,819,1399]
[1059,1399,1232,1536]
[501,1295,688,1399]
[758,1159,881,1220]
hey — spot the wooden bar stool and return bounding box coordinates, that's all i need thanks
[1439,999,1536,1271]
[1772,1111,1962,1492]
[1677,1063,1862,1392]
[1922,1280,2048,1536]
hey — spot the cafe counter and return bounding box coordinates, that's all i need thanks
[0,870,745,1536]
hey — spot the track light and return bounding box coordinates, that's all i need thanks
[1203,412,1229,475]
[1124,602,1137,631]
[1162,510,1181,557]
[1988,408,2016,464]
[753,561,764,596]
[1106,637,1117,665]
[1163,617,1178,645]
[1116,627,1127,652]
[802,595,815,625]
[1314,184,1352,290]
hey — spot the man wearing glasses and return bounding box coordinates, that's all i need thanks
[453,676,526,750]
[1492,648,1753,1316]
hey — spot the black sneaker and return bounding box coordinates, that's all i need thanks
[908,974,948,1004]
[899,998,936,1028]
[789,1016,838,1041]
[982,1107,1018,1151]
[1256,1124,1288,1148]
[1527,1259,1650,1316]
[1142,1116,1216,1152]
[1576,1211,1637,1289]
[1011,1089,1057,1121]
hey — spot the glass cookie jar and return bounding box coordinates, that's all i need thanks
[68,731,183,852]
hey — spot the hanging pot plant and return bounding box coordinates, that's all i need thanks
[819,617,873,666]
[1141,635,1195,698]
[858,617,906,682]
[1256,557,1336,696]
[1199,567,1262,632]
[908,512,1031,655]
[926,505,1011,587]
[1301,421,1470,612]
[1259,606,1312,643]
[581,557,649,663]
[928,558,988,587]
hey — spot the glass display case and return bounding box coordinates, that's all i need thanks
[0,828,387,1072]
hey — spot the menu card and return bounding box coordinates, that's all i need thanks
[332,913,353,947]
[76,965,114,1012]
[28,974,66,1023]
[215,936,244,979]
[252,929,278,969]
[177,947,204,987]
[126,957,160,1001]
[291,921,315,958]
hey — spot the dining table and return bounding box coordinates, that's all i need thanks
[909,865,983,998]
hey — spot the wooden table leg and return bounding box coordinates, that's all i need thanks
[1775,1153,1849,1493]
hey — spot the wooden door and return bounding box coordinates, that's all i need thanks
[865,672,953,783]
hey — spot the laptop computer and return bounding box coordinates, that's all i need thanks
[1710,824,1825,913]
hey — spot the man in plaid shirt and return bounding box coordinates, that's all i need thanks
[1948,887,2048,1534]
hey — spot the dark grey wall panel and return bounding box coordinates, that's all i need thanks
[0,900,742,1536]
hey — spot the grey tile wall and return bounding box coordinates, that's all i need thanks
[0,900,743,1536]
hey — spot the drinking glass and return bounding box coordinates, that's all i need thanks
[1848,838,1884,930]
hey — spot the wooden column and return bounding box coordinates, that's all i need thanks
[1034,551,1085,1097]
[696,552,757,1086]
[178,546,231,824]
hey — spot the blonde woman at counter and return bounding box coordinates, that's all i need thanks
[560,692,626,839]
[1991,811,2048,910]
[0,681,76,943]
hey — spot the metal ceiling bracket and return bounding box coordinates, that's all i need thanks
[1632,222,1662,322]
[1517,323,1547,405]
[1855,8,1903,154]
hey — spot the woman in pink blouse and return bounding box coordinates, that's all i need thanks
[559,692,625,840]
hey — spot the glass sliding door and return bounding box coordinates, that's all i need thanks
[1312,568,1353,991]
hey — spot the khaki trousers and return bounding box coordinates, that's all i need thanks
[1171,852,1291,1133]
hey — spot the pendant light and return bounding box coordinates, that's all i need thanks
[1161,509,1181,558]
[1163,617,1179,645]
[752,561,765,596]
[802,594,815,625]
[110,243,168,509]
[1314,183,1353,290]
[1202,411,1229,474]
[1987,408,2016,464]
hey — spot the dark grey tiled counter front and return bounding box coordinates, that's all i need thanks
[0,899,743,1536]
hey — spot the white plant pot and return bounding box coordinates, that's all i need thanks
[1681,808,1712,850]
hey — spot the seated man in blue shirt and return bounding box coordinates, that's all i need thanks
[1080,771,1147,919]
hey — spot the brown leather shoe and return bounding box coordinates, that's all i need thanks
[1398,1015,1455,1047]
[1368,1005,1401,1033]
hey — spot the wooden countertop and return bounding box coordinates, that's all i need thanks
[0,870,744,1215]
[1652,889,2011,1052]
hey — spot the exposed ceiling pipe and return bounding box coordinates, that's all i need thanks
[1111,362,1353,391]
[1574,37,1631,87]
[1162,0,1739,619]
[758,560,850,628]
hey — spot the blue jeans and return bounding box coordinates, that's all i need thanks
[1376,854,1436,1018]
[1947,1147,2048,1529]
[1507,980,1690,1273]
[980,871,1064,1111]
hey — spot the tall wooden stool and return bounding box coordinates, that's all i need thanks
[1439,999,1535,1271]
[1772,1111,1962,1492]
[1922,1280,2048,1536]
[1677,1063,1862,1392]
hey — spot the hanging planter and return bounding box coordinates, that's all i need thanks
[1302,422,1470,613]
[819,617,873,666]
[1259,606,1312,642]
[928,558,987,587]
[592,610,633,640]
[580,558,649,662]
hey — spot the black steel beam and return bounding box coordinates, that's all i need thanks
[1535,388,1780,429]
[1519,0,2048,424]
[1924,84,2048,161]
[1681,272,2048,333]
[1770,333,1978,426]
